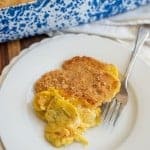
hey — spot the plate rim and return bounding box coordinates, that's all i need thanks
[0,33,150,150]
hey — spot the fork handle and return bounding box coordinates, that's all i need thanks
[124,25,149,88]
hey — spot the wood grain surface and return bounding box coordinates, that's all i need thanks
[0,35,48,75]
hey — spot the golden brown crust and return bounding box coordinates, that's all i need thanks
[35,56,120,107]
[62,56,119,78]
[63,56,106,69]
[0,0,33,8]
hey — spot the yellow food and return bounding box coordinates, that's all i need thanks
[35,56,120,107]
[33,56,121,148]
[33,88,101,147]
[45,124,88,147]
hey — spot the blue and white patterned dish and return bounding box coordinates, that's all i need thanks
[0,0,150,43]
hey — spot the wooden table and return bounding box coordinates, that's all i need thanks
[0,35,48,75]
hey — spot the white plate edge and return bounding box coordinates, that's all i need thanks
[0,34,150,150]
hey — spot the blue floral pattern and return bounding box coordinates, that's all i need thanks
[0,0,150,42]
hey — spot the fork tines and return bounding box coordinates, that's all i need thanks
[103,99,123,126]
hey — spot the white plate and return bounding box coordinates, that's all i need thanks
[0,34,150,150]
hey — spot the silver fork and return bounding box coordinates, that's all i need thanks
[103,25,150,126]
